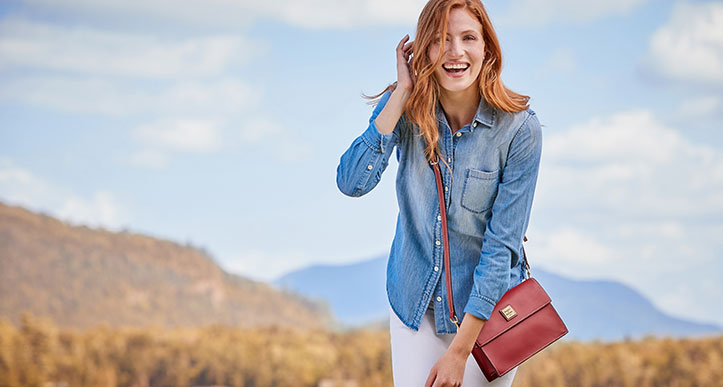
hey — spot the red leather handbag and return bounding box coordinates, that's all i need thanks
[430,156,568,382]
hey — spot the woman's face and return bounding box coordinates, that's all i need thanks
[427,7,485,95]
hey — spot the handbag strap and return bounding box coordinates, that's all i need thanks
[429,154,531,326]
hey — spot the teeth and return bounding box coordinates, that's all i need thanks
[444,63,469,70]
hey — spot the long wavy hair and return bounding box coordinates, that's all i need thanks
[368,0,529,167]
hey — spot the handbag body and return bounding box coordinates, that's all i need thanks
[429,155,568,382]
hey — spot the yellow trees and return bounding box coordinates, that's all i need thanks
[1,314,721,387]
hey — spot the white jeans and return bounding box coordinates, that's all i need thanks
[390,306,517,387]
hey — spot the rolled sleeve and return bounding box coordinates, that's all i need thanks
[361,119,396,154]
[463,111,543,321]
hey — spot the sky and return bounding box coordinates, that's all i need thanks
[1,0,722,327]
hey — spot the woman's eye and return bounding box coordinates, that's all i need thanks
[464,35,476,40]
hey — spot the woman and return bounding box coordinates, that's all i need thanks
[336,0,542,386]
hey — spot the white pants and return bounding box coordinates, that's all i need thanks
[390,306,517,387]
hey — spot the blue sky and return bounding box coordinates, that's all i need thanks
[1,0,722,327]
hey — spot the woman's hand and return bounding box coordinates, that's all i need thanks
[425,313,487,387]
[424,347,467,387]
[396,34,414,93]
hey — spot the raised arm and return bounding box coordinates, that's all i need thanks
[335,89,404,197]
[336,35,415,197]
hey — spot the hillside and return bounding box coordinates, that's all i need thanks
[0,202,330,329]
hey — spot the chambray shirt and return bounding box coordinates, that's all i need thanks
[336,90,542,334]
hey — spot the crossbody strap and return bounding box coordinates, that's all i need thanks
[429,154,530,326]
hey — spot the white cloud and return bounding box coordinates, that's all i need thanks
[0,76,255,116]
[643,2,723,85]
[538,110,723,218]
[529,109,723,325]
[15,0,656,30]
[0,18,256,78]
[57,191,124,229]
[221,248,313,281]
[0,158,130,229]
[0,159,49,202]
[536,47,576,79]
[531,228,617,266]
[20,0,426,29]
[503,0,648,26]
[240,118,285,143]
[239,117,316,162]
[127,150,171,170]
[674,95,723,121]
[133,119,223,153]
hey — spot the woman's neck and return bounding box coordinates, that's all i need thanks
[439,86,480,134]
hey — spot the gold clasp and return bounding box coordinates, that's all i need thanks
[500,305,517,321]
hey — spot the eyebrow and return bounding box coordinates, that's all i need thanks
[440,29,481,36]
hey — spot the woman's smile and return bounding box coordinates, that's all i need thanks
[442,62,471,77]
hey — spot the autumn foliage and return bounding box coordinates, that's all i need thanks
[1,314,722,387]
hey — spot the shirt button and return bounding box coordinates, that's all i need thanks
[473,122,478,128]
[444,186,448,192]
[448,157,452,163]
[367,164,373,170]
[434,266,439,272]
[435,240,441,246]
[437,215,441,221]
[436,296,442,302]
[456,132,462,137]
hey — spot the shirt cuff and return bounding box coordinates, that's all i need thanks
[463,294,497,321]
[361,120,395,154]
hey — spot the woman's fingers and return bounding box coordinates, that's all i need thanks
[397,35,414,58]
[403,41,414,56]
[424,369,436,387]
[396,34,415,91]
[397,34,410,52]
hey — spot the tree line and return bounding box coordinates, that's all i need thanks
[1,313,721,386]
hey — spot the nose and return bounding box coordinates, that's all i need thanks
[447,38,463,58]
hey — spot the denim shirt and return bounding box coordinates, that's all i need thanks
[336,90,542,334]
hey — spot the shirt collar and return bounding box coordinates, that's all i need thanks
[435,96,495,132]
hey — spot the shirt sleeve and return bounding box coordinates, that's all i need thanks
[336,90,404,197]
[463,111,543,321]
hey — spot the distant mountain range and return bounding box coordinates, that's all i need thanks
[275,256,722,341]
[0,202,330,329]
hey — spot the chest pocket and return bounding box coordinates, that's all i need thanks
[461,168,499,213]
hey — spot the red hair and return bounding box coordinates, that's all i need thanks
[369,0,529,166]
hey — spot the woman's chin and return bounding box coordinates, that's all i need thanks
[439,80,477,95]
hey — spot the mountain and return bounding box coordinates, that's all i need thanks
[275,256,722,341]
[277,257,388,326]
[0,202,330,329]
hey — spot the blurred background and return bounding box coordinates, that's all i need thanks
[1,0,722,386]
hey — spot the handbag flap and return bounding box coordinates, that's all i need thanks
[475,278,551,347]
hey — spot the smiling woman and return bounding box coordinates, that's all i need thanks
[336,0,543,386]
